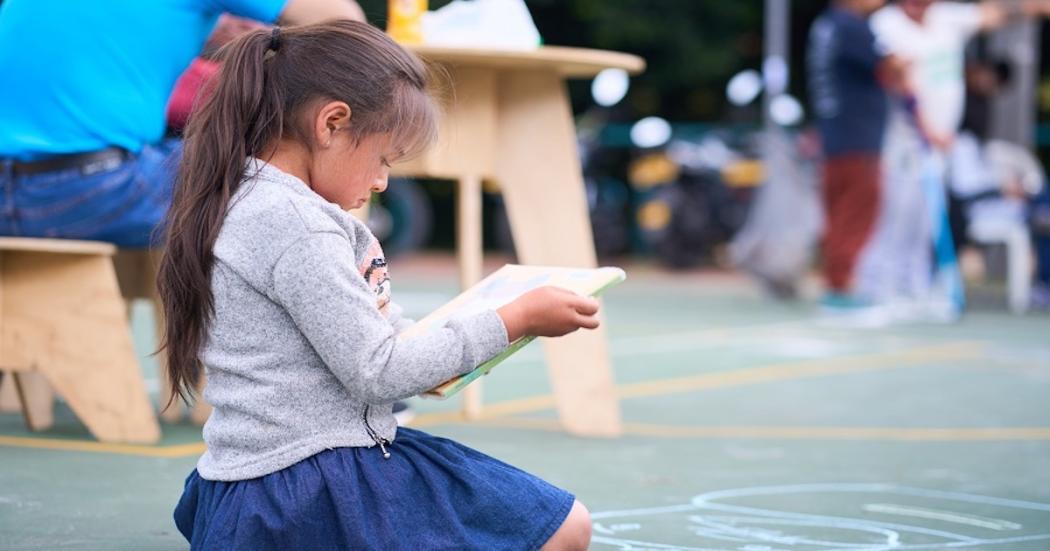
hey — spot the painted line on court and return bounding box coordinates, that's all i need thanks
[0,340,996,455]
[467,417,1050,441]
[0,434,205,457]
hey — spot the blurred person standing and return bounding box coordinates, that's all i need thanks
[0,0,363,247]
[860,0,1050,315]
[873,0,1050,148]
[806,0,895,310]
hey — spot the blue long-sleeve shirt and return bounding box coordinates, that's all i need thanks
[807,7,889,156]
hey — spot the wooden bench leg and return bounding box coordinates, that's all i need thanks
[158,371,212,425]
[0,371,20,412]
[115,249,213,425]
[2,251,160,443]
[2,370,57,430]
[114,249,182,422]
[150,253,211,426]
[13,372,54,431]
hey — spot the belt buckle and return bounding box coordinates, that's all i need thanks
[81,154,124,176]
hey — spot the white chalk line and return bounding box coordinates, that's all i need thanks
[862,503,1022,531]
[590,483,1050,550]
[686,514,900,548]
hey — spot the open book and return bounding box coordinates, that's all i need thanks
[399,264,626,398]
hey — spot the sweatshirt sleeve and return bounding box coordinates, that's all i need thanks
[383,300,417,333]
[271,232,508,403]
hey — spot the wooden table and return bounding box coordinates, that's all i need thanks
[393,45,645,437]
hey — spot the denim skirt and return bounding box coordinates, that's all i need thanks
[174,428,574,551]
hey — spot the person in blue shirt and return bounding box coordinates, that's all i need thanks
[806,0,901,309]
[0,0,363,247]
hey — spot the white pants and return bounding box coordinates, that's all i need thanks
[856,111,932,303]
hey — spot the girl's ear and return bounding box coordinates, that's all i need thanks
[315,101,353,148]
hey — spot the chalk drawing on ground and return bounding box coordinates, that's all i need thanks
[590,483,1050,550]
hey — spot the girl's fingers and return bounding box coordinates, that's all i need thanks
[575,312,601,330]
[571,296,600,316]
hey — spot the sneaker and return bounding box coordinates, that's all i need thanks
[819,292,871,311]
[392,401,415,426]
[817,292,891,328]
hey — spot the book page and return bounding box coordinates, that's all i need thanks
[398,264,625,398]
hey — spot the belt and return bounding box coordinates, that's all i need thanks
[7,147,130,176]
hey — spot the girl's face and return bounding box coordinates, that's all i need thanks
[311,131,397,210]
[304,100,402,211]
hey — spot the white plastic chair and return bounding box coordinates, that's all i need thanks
[951,134,1042,315]
[968,217,1032,314]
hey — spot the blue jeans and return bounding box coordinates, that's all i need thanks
[0,140,181,248]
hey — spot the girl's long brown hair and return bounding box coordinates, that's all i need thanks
[158,20,438,407]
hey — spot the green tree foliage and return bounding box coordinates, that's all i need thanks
[526,0,763,119]
[357,0,828,121]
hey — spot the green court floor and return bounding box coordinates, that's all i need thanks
[2,257,1049,550]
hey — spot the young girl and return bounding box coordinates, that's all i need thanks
[160,21,599,551]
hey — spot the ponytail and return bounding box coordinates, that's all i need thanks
[158,29,284,407]
[157,21,438,407]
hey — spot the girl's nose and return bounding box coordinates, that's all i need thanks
[372,174,389,193]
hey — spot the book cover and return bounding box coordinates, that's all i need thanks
[398,264,626,399]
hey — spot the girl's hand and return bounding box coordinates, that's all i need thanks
[497,287,601,342]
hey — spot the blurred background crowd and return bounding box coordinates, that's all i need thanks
[4,0,1049,318]
[362,0,1050,320]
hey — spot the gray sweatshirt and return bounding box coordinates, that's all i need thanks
[196,159,508,481]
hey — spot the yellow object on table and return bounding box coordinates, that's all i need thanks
[387,0,427,45]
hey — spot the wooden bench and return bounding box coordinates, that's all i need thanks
[0,237,160,443]
[112,249,210,425]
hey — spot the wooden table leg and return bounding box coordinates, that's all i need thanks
[457,174,485,420]
[494,70,622,437]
